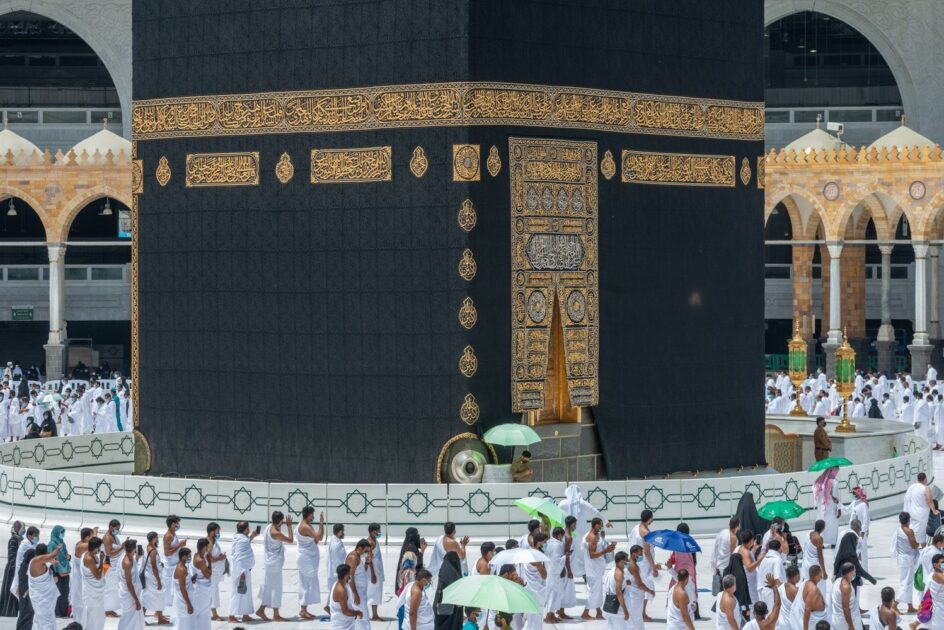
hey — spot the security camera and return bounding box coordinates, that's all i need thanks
[826,122,844,134]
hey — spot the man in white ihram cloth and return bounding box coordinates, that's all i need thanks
[28,542,63,630]
[228,521,259,623]
[558,485,611,577]
[256,511,294,621]
[904,472,938,546]
[326,524,348,614]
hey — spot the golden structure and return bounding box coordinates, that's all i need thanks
[787,323,808,416]
[409,146,428,178]
[510,137,599,417]
[834,331,857,433]
[275,152,294,184]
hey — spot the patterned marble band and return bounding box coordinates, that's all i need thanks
[185,152,260,187]
[132,82,764,142]
[621,150,736,187]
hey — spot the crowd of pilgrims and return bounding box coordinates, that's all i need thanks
[0,374,132,441]
[766,366,944,441]
[4,478,943,630]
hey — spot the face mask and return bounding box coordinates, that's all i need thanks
[113,529,120,536]
[423,582,431,591]
[375,533,382,540]
[541,544,547,552]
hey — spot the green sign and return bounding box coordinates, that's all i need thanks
[11,307,32,321]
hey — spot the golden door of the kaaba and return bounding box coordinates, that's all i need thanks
[510,138,599,424]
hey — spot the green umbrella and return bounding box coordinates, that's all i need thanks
[808,457,853,472]
[441,574,542,614]
[758,500,806,520]
[483,424,542,447]
[514,496,567,528]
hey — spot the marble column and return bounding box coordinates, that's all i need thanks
[43,243,67,380]
[875,245,897,375]
[909,242,933,379]
[823,242,843,378]
[930,246,941,340]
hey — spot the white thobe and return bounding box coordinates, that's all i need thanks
[904,483,932,544]
[229,533,255,616]
[812,399,829,417]
[930,367,939,382]
[29,565,59,630]
[756,551,786,612]
[326,535,347,596]
[296,525,321,607]
[891,527,918,606]
[900,402,914,424]
[881,400,896,420]
[367,540,384,607]
[559,485,607,577]
[257,524,284,608]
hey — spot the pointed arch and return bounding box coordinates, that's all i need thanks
[53,184,133,243]
[0,186,52,240]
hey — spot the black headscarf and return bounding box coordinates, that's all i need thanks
[833,531,876,588]
[868,399,883,419]
[734,492,770,539]
[396,527,423,587]
[433,551,463,630]
[0,525,22,617]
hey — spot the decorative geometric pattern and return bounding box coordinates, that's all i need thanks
[459,393,480,425]
[459,346,478,378]
[458,297,477,330]
[0,432,928,538]
[458,249,477,281]
[458,199,477,232]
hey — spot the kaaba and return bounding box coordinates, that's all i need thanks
[131,0,765,483]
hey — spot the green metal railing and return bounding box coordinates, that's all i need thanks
[766,354,909,373]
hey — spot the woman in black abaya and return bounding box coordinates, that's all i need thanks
[433,551,463,630]
[0,521,22,617]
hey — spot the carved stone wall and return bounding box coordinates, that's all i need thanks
[0,0,132,139]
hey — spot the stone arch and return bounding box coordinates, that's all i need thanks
[53,184,133,243]
[765,189,829,240]
[0,186,53,239]
[833,191,911,243]
[0,2,132,140]
[915,189,944,240]
[764,0,918,135]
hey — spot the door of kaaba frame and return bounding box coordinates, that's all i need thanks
[510,137,599,417]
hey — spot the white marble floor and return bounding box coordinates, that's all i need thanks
[2,450,941,629]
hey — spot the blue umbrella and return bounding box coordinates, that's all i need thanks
[643,529,702,553]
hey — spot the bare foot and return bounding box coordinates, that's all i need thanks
[299,611,315,620]
[644,615,655,622]
[595,612,604,620]
[156,617,171,625]
[227,617,239,624]
[544,614,560,623]
[106,612,119,618]
[581,611,592,621]
[255,609,270,622]
[241,616,254,623]
[557,610,572,620]
[370,616,385,622]
[908,605,918,614]
[211,615,223,621]
[272,613,289,622]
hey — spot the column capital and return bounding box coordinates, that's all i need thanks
[826,241,843,258]
[878,244,895,256]
[46,242,66,263]
[914,241,930,259]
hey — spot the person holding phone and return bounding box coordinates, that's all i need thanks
[228,521,259,624]
[161,516,186,611]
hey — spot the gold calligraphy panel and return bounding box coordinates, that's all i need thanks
[310,147,392,184]
[620,150,735,187]
[185,152,260,187]
[133,82,764,142]
[510,137,599,413]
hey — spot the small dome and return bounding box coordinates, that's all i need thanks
[0,125,41,161]
[869,123,935,152]
[784,128,845,154]
[68,123,131,161]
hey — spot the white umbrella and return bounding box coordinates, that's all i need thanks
[488,547,549,567]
